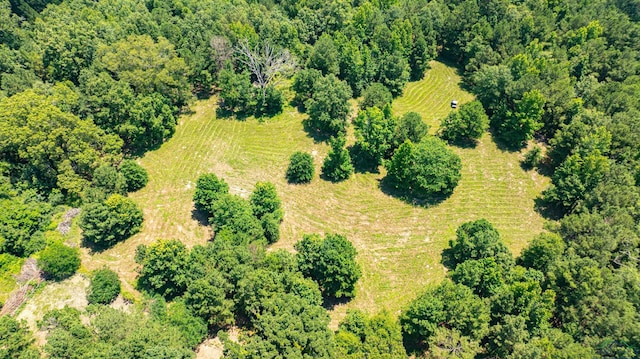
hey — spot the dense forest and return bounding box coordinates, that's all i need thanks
[1,0,640,357]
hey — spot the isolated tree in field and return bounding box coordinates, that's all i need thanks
[322,135,354,182]
[305,74,352,134]
[439,101,489,144]
[286,152,314,184]
[87,269,121,304]
[80,194,144,249]
[136,239,189,299]
[235,39,296,108]
[193,173,229,215]
[119,160,148,192]
[295,233,361,299]
[385,137,462,198]
[393,112,429,148]
[354,106,397,168]
[360,83,392,110]
[38,242,80,281]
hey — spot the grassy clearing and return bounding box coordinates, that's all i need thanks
[80,61,548,326]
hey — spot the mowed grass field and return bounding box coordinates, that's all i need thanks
[82,61,549,324]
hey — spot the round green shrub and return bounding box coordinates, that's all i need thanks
[119,160,149,192]
[38,242,80,281]
[87,268,121,304]
[286,152,314,184]
[80,194,144,249]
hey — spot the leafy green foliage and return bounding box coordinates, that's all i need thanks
[353,106,396,168]
[393,112,429,148]
[119,160,148,192]
[518,233,565,272]
[87,268,121,304]
[439,101,489,144]
[193,173,229,215]
[41,305,197,358]
[286,152,315,184]
[542,150,610,214]
[498,90,545,148]
[335,310,406,358]
[38,242,80,281]
[0,190,51,257]
[400,281,490,350]
[305,74,352,135]
[295,233,361,299]
[308,34,339,76]
[91,164,126,196]
[80,194,143,249]
[227,293,336,359]
[209,194,265,244]
[218,68,255,114]
[0,87,123,199]
[292,68,322,106]
[0,316,40,359]
[442,219,514,271]
[249,182,282,221]
[385,137,462,198]
[360,83,392,110]
[322,136,354,182]
[136,239,189,299]
[184,271,234,328]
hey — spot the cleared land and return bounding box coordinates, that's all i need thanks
[81,61,549,324]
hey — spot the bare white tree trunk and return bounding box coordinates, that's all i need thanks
[235,40,296,104]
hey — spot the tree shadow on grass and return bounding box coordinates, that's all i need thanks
[302,119,332,143]
[534,196,565,221]
[348,145,380,174]
[191,208,210,227]
[215,106,251,121]
[81,238,113,254]
[447,137,479,149]
[378,177,451,207]
[322,295,352,311]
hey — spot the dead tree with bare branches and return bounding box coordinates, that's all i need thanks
[234,40,296,108]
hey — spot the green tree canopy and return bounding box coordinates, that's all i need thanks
[193,173,229,215]
[322,135,354,182]
[305,74,352,135]
[136,239,189,299]
[80,194,144,249]
[442,219,514,270]
[385,137,462,198]
[38,242,81,281]
[400,280,490,351]
[295,233,361,299]
[439,101,489,145]
[87,268,121,304]
[286,151,315,184]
